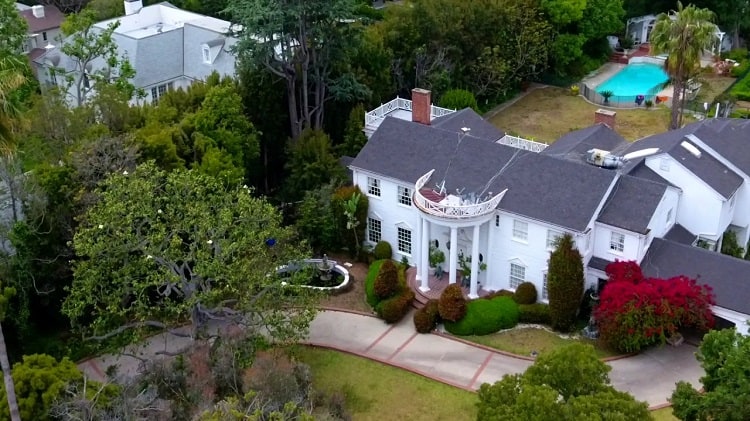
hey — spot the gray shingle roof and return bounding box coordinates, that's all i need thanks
[626,161,673,186]
[542,123,628,163]
[623,125,743,199]
[588,256,613,272]
[597,175,667,234]
[691,118,750,178]
[664,224,695,245]
[432,108,505,141]
[351,116,617,231]
[642,238,750,314]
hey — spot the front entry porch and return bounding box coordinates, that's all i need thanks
[406,267,492,308]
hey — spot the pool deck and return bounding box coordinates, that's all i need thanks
[582,62,624,88]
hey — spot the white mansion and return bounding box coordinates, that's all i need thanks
[350,89,750,334]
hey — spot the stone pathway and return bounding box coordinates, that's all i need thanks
[79,310,704,408]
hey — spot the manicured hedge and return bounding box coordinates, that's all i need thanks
[365,260,385,308]
[374,259,399,300]
[518,303,551,324]
[513,282,538,305]
[438,284,467,322]
[377,289,415,324]
[414,300,440,333]
[445,296,519,336]
[373,241,393,260]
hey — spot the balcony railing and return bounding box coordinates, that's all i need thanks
[497,135,548,153]
[364,97,455,127]
[413,170,507,219]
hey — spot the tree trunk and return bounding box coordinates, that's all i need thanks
[286,78,300,140]
[669,78,683,131]
[0,322,21,421]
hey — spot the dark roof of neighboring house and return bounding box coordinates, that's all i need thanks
[690,118,750,178]
[642,238,750,315]
[541,123,628,163]
[622,123,743,199]
[19,5,65,33]
[351,115,618,231]
[596,175,667,234]
[664,223,696,245]
[588,256,613,272]
[431,108,505,141]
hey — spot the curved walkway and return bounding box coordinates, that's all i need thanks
[79,310,704,408]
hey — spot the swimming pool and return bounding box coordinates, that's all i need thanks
[596,63,669,97]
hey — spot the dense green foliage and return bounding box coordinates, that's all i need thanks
[365,260,386,308]
[513,282,538,305]
[373,241,393,260]
[284,129,345,201]
[366,260,413,323]
[721,230,745,258]
[331,186,369,258]
[547,234,584,332]
[438,89,479,112]
[0,354,84,421]
[518,303,552,324]
[413,299,440,333]
[444,297,519,336]
[671,328,750,420]
[374,259,399,300]
[477,343,650,421]
[376,288,415,324]
[438,284,467,322]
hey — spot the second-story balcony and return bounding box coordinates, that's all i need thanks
[364,97,455,137]
[413,170,507,220]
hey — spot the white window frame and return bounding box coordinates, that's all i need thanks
[509,263,525,290]
[546,230,562,250]
[609,231,625,253]
[397,227,412,255]
[542,271,548,301]
[367,177,381,197]
[397,185,411,206]
[666,209,673,225]
[202,45,211,63]
[151,82,173,104]
[367,217,381,243]
[512,220,528,242]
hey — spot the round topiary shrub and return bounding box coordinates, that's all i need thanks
[374,259,399,300]
[377,289,415,324]
[513,282,538,305]
[373,241,392,260]
[413,299,440,333]
[444,296,519,336]
[438,284,467,322]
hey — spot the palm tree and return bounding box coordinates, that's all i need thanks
[0,56,27,151]
[650,2,717,130]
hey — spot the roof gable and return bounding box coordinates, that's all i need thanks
[542,123,627,163]
[597,175,667,234]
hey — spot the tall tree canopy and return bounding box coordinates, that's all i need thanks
[671,328,750,420]
[0,0,28,57]
[477,343,651,421]
[63,162,317,343]
[227,0,369,139]
[650,1,717,130]
[547,233,584,332]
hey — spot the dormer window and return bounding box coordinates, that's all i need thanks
[202,45,211,64]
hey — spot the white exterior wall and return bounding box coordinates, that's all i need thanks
[645,154,725,240]
[354,170,420,263]
[592,222,643,262]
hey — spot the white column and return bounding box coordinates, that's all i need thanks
[415,213,423,282]
[449,227,458,285]
[420,217,430,292]
[469,224,480,298]
[487,216,496,290]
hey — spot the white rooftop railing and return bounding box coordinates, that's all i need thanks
[364,97,455,127]
[413,170,507,219]
[497,135,548,153]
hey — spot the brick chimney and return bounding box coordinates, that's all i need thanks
[594,109,616,129]
[411,88,431,125]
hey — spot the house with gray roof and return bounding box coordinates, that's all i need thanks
[353,91,750,333]
[33,0,237,106]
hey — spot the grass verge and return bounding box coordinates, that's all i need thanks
[294,347,477,421]
[458,326,619,359]
[651,407,679,420]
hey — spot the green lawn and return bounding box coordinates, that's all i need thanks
[651,407,679,421]
[458,327,620,359]
[295,347,477,421]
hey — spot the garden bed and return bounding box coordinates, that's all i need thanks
[456,325,620,359]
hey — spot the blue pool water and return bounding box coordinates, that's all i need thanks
[596,63,669,97]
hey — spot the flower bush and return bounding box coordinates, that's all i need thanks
[595,261,715,352]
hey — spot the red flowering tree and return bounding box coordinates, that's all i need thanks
[595,261,715,352]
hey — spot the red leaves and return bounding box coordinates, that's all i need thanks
[595,261,715,352]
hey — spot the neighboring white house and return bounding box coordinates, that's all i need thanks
[32,0,238,105]
[16,4,65,61]
[626,12,731,53]
[351,89,750,334]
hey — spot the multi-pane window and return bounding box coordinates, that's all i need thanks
[610,231,625,252]
[151,82,173,104]
[495,215,500,227]
[397,227,412,254]
[546,230,562,249]
[512,220,528,241]
[367,177,381,197]
[542,272,548,300]
[367,218,381,243]
[509,263,525,289]
[398,186,411,206]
